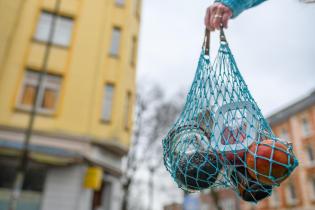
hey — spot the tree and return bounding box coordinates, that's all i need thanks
[144,94,184,210]
[120,83,184,210]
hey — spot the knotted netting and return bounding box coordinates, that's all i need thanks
[162,28,299,203]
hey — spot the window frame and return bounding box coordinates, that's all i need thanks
[306,144,315,165]
[115,0,125,7]
[130,36,137,66]
[124,92,132,130]
[33,10,74,48]
[301,117,312,137]
[310,177,315,201]
[134,0,141,19]
[280,128,290,142]
[16,70,62,115]
[101,83,115,123]
[285,183,298,206]
[109,27,122,57]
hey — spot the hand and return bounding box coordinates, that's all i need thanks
[204,3,233,31]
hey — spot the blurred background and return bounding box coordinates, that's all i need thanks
[0,0,314,210]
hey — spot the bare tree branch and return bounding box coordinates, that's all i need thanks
[121,83,184,210]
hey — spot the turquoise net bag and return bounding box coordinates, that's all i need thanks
[162,28,299,203]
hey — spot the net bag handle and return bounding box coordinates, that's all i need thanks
[202,28,211,55]
[202,26,259,153]
[202,26,228,55]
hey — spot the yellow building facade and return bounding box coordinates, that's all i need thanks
[0,0,141,209]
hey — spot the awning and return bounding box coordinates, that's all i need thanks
[0,140,82,166]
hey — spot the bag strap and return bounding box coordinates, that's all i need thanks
[202,26,228,56]
[220,26,227,43]
[202,28,211,55]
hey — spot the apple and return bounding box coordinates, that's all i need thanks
[246,139,295,186]
[230,166,272,202]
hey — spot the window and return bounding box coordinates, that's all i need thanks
[115,0,125,6]
[17,70,62,114]
[102,84,115,122]
[0,163,46,192]
[301,118,311,137]
[306,145,315,164]
[286,183,297,205]
[131,36,137,66]
[310,177,315,200]
[124,92,132,129]
[34,11,74,47]
[109,27,121,56]
[23,168,47,192]
[280,128,289,141]
[219,199,235,210]
[270,190,280,207]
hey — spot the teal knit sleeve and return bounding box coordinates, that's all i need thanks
[215,0,266,18]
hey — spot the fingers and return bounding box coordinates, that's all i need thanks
[209,5,218,31]
[212,11,223,30]
[204,3,232,31]
[222,11,232,28]
[204,7,214,31]
[204,7,211,30]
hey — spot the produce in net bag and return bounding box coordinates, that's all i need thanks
[162,28,298,202]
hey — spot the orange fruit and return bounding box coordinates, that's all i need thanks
[246,139,294,185]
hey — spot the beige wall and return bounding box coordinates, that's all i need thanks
[0,0,141,147]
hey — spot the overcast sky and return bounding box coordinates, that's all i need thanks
[136,0,315,209]
[137,0,315,116]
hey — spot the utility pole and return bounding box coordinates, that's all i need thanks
[121,95,146,210]
[147,155,162,210]
[147,167,155,210]
[8,0,61,209]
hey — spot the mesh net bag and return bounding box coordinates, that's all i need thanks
[162,28,299,203]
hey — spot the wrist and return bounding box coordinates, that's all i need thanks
[214,0,244,18]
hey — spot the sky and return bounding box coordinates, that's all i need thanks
[137,0,315,116]
[135,0,315,209]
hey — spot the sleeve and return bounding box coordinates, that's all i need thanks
[214,0,267,18]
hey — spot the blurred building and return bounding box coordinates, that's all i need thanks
[180,191,239,210]
[0,0,141,209]
[164,203,183,210]
[199,190,239,210]
[240,90,315,210]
